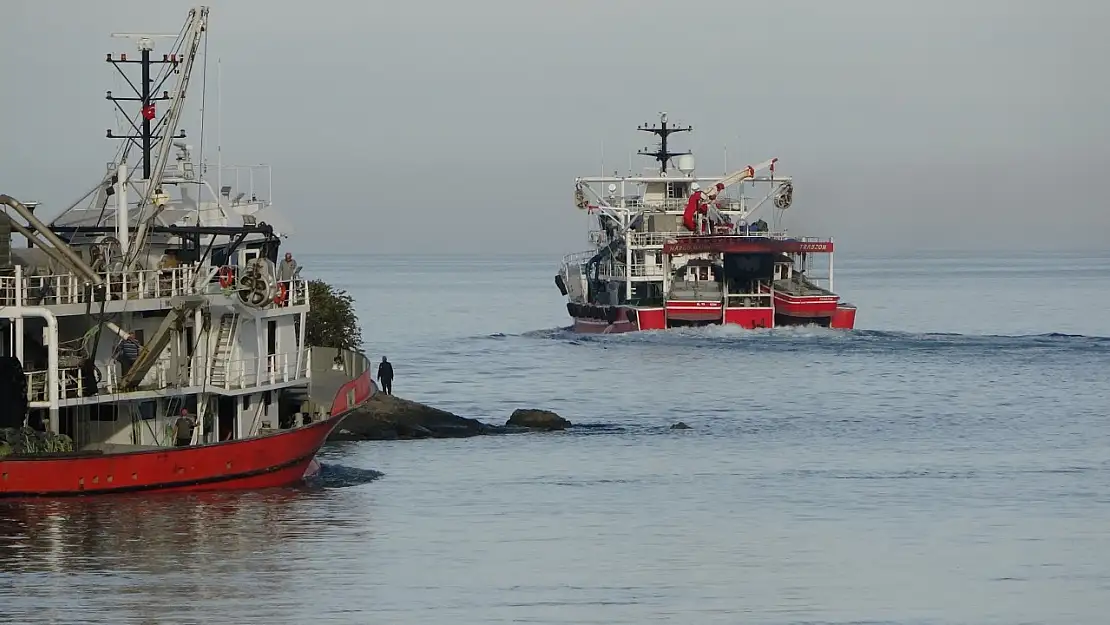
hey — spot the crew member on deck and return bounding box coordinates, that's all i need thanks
[115,332,141,377]
[688,183,732,232]
[173,409,196,447]
[278,252,299,282]
[377,356,394,395]
[152,187,170,208]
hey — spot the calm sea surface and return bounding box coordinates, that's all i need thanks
[2,251,1109,625]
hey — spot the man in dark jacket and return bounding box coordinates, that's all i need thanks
[377,356,394,395]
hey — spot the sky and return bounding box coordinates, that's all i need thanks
[1,0,1107,256]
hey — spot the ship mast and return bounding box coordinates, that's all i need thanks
[105,6,209,268]
[637,112,692,174]
[105,36,180,181]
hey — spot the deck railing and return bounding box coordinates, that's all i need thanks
[600,263,666,279]
[0,265,201,307]
[213,351,311,390]
[0,265,308,311]
[559,250,596,268]
[561,234,834,275]
[272,279,309,308]
[598,197,745,212]
[627,230,798,247]
[726,293,774,307]
[23,350,312,403]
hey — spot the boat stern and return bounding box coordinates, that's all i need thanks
[830,303,857,330]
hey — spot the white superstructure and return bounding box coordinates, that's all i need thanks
[0,6,319,448]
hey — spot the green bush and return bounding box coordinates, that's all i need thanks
[306,279,362,351]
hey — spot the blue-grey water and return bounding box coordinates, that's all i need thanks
[2,251,1109,625]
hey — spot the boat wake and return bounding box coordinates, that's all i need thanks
[512,325,1110,355]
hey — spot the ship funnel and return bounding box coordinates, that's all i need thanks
[676,154,696,175]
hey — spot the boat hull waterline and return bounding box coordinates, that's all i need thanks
[0,371,374,498]
[568,303,857,334]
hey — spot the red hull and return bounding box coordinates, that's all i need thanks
[771,290,839,317]
[573,316,638,334]
[571,306,667,334]
[723,307,774,328]
[665,300,722,322]
[569,303,856,332]
[830,304,857,329]
[0,371,375,498]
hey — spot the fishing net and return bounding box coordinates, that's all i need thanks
[0,427,75,458]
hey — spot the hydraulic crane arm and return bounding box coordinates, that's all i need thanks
[2,194,131,341]
[1,194,102,284]
[683,158,778,231]
[704,158,778,199]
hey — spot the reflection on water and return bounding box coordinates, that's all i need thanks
[0,472,381,625]
[3,490,306,572]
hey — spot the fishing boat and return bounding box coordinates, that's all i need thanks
[0,5,373,497]
[555,113,857,333]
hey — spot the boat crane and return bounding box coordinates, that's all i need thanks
[683,158,779,232]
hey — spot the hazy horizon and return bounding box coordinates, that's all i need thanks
[3,0,1106,256]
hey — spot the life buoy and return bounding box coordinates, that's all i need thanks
[218,266,235,288]
[274,282,288,305]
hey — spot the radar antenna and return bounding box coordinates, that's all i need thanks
[636,112,692,174]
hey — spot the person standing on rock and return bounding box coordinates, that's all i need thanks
[377,356,394,395]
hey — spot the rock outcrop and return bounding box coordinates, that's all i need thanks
[670,421,691,430]
[505,408,572,431]
[331,393,493,440]
[328,395,573,441]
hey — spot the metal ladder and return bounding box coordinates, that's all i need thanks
[208,313,239,387]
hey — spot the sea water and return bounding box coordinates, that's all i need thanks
[1,251,1108,625]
